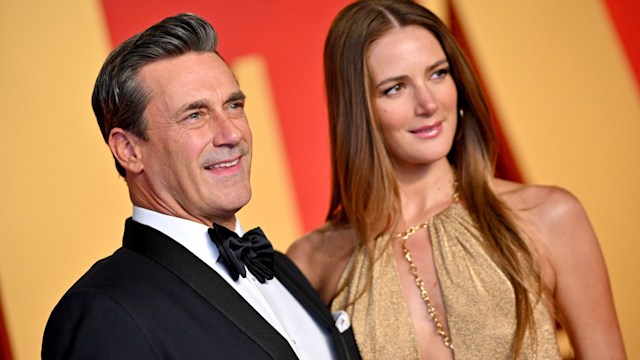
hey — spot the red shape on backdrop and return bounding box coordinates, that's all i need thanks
[99,0,353,231]
[603,0,640,95]
[0,289,13,360]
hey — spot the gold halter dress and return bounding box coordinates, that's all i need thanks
[331,203,561,360]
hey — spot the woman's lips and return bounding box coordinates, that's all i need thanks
[410,121,443,139]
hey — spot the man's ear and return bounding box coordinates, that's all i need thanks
[108,128,144,174]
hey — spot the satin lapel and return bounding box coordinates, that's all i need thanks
[122,218,298,360]
[273,253,361,360]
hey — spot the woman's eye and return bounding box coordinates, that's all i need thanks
[432,67,450,79]
[384,84,403,95]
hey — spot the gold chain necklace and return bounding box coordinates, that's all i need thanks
[394,172,459,349]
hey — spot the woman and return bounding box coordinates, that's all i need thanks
[287,1,626,359]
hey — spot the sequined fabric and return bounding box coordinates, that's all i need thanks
[331,203,561,360]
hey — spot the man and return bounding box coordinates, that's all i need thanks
[42,13,359,359]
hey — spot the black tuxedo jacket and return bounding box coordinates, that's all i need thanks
[42,219,360,359]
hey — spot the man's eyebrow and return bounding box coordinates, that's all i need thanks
[226,91,246,103]
[174,99,207,118]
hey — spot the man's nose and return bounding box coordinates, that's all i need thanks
[210,115,243,147]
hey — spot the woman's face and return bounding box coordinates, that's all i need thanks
[367,25,458,171]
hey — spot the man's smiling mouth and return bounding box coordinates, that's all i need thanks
[204,158,240,170]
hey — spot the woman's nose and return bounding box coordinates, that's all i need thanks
[414,86,438,116]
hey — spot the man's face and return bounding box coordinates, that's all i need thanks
[133,52,252,227]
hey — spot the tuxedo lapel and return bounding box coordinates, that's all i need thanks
[122,219,298,360]
[273,253,361,360]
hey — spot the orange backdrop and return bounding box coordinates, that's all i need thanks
[0,1,638,359]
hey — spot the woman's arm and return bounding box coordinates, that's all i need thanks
[538,187,626,359]
[287,226,356,305]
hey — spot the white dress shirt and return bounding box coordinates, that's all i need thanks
[132,206,335,360]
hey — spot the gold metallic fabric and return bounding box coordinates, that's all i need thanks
[331,203,561,359]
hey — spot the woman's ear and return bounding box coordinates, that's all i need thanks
[108,128,144,175]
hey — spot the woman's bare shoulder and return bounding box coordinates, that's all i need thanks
[287,224,358,303]
[493,178,597,267]
[493,178,586,230]
[494,179,594,289]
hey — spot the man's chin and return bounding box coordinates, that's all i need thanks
[221,187,252,213]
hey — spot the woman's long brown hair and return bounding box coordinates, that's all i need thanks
[324,1,541,357]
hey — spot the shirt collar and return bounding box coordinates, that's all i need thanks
[131,206,243,267]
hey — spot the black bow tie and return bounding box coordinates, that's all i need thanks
[208,224,275,283]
